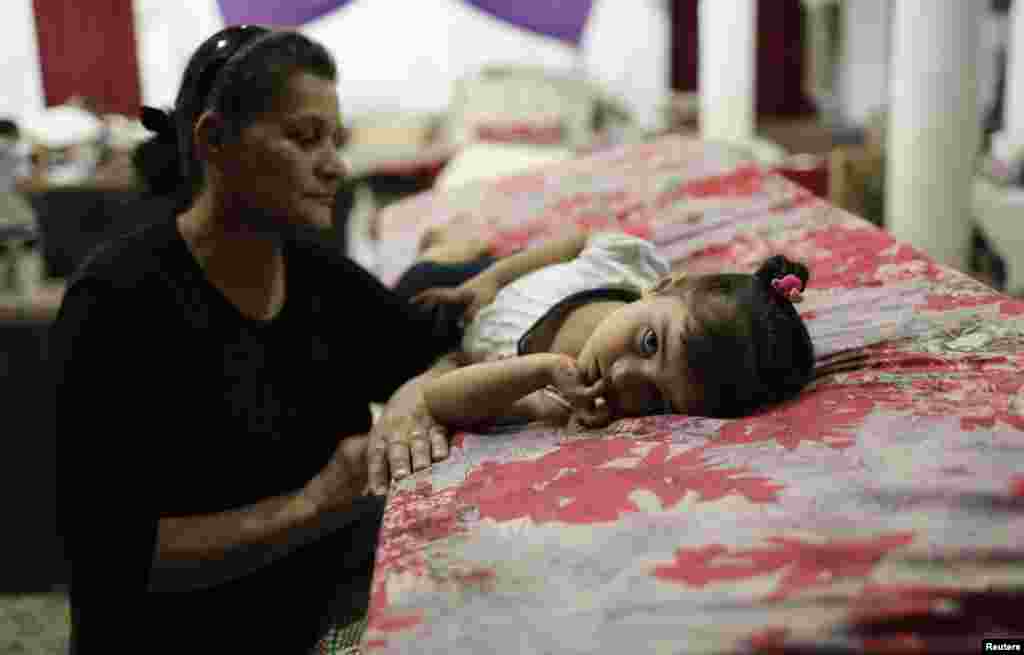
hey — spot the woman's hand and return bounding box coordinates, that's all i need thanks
[368,386,450,496]
[411,273,500,322]
[302,434,370,514]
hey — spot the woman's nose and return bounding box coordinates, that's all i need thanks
[318,146,347,182]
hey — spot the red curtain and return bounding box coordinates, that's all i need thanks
[32,0,142,117]
[670,0,814,118]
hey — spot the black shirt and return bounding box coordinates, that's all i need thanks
[51,215,458,653]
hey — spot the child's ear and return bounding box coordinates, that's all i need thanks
[644,272,688,297]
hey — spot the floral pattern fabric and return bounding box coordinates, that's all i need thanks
[336,135,1024,654]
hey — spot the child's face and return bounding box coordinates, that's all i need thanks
[577,295,698,419]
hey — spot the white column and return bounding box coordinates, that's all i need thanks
[838,0,892,126]
[699,0,756,142]
[886,0,982,272]
[802,0,834,101]
[1006,0,1024,136]
[1,0,45,119]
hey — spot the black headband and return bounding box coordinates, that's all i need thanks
[139,25,271,144]
[192,25,271,111]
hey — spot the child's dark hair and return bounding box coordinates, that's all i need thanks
[658,255,814,418]
[138,26,337,209]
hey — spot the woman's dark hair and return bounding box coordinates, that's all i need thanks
[138,26,337,208]
[658,255,814,418]
[132,111,183,195]
[0,118,19,139]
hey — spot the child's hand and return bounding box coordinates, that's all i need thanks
[568,401,612,431]
[548,356,608,421]
[412,274,500,321]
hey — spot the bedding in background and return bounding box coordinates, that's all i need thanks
[339,67,652,184]
[441,65,634,151]
[317,134,1024,654]
[340,112,454,179]
[433,142,574,191]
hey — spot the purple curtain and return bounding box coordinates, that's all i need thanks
[464,0,594,45]
[217,0,593,44]
[217,0,355,27]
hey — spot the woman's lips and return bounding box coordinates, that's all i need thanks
[308,194,335,207]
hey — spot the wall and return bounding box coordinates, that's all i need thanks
[837,0,1005,125]
[6,0,1001,131]
[133,0,223,114]
[0,0,45,121]
[131,0,671,128]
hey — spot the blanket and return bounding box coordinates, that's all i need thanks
[327,135,1024,654]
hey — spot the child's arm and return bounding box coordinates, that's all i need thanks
[413,231,589,319]
[481,231,589,289]
[423,352,604,430]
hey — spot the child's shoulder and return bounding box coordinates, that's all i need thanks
[581,231,659,258]
[580,231,668,272]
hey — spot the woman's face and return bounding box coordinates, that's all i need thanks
[215,71,347,230]
[577,295,699,419]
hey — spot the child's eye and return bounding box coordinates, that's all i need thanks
[640,328,659,356]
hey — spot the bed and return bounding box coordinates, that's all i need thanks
[321,134,1024,654]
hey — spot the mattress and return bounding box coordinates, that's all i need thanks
[336,135,1024,654]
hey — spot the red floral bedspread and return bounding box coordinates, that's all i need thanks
[353,136,1024,653]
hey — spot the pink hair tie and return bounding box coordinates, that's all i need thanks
[771,274,804,303]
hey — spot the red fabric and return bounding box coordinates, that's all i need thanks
[32,0,142,117]
[346,136,1024,655]
[774,154,830,198]
[476,120,565,145]
[670,0,815,117]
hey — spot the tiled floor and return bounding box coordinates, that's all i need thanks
[0,591,68,654]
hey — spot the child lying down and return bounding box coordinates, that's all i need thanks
[394,229,814,431]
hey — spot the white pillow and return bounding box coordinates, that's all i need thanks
[435,142,573,191]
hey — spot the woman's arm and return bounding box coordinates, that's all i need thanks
[55,280,375,595]
[149,452,373,592]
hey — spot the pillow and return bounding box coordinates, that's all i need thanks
[474,116,565,145]
[346,111,439,148]
[434,142,573,191]
[444,67,597,149]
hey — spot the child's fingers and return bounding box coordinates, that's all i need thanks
[573,401,611,430]
[465,299,483,320]
[566,380,606,407]
[413,288,473,309]
[410,293,432,307]
[410,289,444,306]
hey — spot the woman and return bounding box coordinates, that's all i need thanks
[52,26,460,653]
